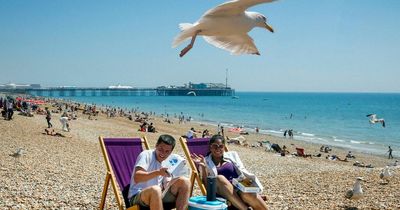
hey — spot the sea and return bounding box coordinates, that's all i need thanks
[60,92,399,155]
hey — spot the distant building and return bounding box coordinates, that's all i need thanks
[0,83,41,89]
[189,82,227,89]
[30,84,41,88]
[156,82,233,96]
[108,84,133,89]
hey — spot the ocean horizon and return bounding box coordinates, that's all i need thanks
[51,92,400,156]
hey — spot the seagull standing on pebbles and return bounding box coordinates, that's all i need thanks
[173,0,277,57]
[345,177,364,200]
[9,148,23,158]
[380,166,392,183]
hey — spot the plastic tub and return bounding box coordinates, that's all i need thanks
[188,196,228,210]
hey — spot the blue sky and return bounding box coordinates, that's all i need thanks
[1,0,399,92]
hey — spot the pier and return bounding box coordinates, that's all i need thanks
[1,87,235,97]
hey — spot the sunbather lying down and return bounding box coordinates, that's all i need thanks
[353,161,373,168]
[226,136,246,145]
[43,128,71,138]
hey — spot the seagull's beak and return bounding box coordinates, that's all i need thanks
[356,177,365,181]
[265,23,274,33]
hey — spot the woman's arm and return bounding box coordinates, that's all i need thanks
[191,154,208,185]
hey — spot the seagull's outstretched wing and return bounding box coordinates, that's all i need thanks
[203,34,259,55]
[203,0,277,17]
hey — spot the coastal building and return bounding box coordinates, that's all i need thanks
[156,82,234,96]
[0,83,41,89]
[108,84,133,89]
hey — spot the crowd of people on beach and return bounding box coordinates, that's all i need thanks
[2,92,399,210]
[3,93,397,164]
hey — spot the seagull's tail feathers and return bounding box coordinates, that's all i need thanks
[172,23,195,48]
[179,23,193,31]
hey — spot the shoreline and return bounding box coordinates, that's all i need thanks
[60,94,397,156]
[194,117,392,157]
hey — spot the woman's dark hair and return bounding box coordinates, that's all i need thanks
[156,134,176,149]
[209,134,225,145]
[207,134,225,156]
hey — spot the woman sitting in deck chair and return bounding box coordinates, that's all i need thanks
[191,135,268,210]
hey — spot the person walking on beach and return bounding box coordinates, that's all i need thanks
[6,99,14,120]
[388,146,393,159]
[60,112,70,132]
[45,107,52,128]
[288,129,293,138]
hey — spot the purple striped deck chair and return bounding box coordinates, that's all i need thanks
[99,136,150,210]
[179,137,229,196]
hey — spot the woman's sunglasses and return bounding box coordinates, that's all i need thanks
[211,144,224,150]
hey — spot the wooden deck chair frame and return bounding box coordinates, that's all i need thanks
[179,137,229,196]
[99,136,150,210]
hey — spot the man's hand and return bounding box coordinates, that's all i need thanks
[158,167,171,177]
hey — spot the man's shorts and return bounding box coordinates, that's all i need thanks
[129,188,176,207]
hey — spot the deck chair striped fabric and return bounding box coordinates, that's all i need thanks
[99,136,150,210]
[179,137,229,196]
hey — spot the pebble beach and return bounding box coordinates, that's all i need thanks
[1,101,399,210]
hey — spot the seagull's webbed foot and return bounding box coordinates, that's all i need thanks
[180,45,192,57]
[179,30,201,58]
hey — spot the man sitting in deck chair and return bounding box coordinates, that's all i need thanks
[128,134,190,210]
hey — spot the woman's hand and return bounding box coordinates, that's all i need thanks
[191,153,206,168]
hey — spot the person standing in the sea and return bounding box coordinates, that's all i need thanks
[388,146,393,159]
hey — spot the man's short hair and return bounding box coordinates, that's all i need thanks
[156,134,176,149]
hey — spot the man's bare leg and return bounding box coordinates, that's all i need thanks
[180,30,201,57]
[170,177,190,210]
[140,185,163,210]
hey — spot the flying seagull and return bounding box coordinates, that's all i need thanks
[380,166,392,183]
[173,0,277,57]
[366,114,385,127]
[345,177,364,200]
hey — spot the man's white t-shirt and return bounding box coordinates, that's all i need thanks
[128,150,163,199]
[186,130,194,139]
